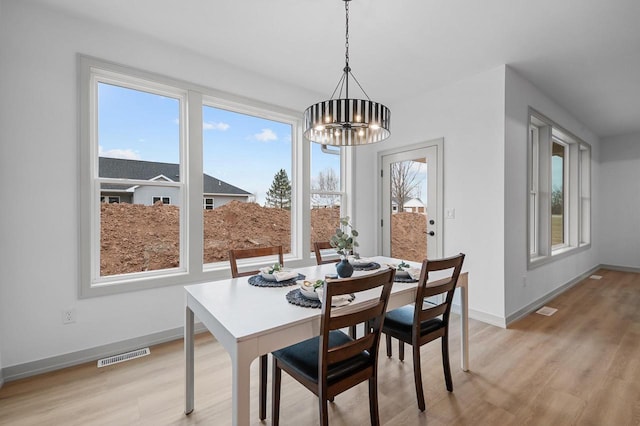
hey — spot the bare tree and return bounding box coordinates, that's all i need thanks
[311,168,340,207]
[312,168,339,192]
[391,161,422,210]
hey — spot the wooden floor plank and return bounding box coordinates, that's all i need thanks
[1,268,639,425]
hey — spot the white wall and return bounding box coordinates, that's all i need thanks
[353,66,508,325]
[504,67,601,321]
[0,0,317,371]
[598,132,640,268]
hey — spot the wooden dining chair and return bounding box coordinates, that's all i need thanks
[382,253,465,412]
[228,245,284,278]
[228,245,284,420]
[271,268,395,426]
[313,241,339,265]
[313,241,357,338]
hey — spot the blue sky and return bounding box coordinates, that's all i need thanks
[98,82,339,204]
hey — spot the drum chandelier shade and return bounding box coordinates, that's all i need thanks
[303,0,390,146]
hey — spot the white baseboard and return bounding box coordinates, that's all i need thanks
[505,265,602,326]
[1,323,208,384]
[450,303,507,328]
[599,264,640,274]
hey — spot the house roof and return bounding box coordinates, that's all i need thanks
[404,198,425,208]
[99,157,251,196]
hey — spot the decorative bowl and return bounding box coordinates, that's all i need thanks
[395,269,411,278]
[298,279,323,300]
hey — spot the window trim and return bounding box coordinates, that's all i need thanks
[78,55,312,297]
[527,108,591,269]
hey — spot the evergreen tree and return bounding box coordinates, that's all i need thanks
[265,169,291,209]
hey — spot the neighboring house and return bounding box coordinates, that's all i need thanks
[391,197,426,214]
[310,193,341,209]
[99,157,251,208]
[403,198,426,214]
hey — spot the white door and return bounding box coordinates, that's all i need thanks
[380,141,442,261]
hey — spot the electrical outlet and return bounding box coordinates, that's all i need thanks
[445,208,455,219]
[62,308,76,324]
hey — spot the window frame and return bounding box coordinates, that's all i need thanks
[79,55,314,297]
[152,196,172,205]
[527,108,591,269]
[203,197,214,210]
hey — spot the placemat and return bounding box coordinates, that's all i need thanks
[286,289,355,308]
[394,275,419,283]
[352,262,381,271]
[286,288,322,308]
[248,273,305,287]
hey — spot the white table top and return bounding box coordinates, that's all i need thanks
[185,257,417,348]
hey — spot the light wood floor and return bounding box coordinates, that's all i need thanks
[1,268,639,425]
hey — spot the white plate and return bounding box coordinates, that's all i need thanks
[260,266,292,281]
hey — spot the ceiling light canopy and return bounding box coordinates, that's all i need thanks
[303,0,390,146]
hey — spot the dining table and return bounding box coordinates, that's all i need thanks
[184,256,469,426]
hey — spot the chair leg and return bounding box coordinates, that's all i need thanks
[259,354,267,420]
[442,335,453,392]
[319,395,329,426]
[368,376,381,426]
[272,360,281,426]
[399,339,404,361]
[385,334,392,358]
[412,343,426,411]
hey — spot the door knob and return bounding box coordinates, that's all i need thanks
[429,219,435,225]
[428,231,435,236]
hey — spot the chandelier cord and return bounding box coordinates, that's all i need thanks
[345,0,350,98]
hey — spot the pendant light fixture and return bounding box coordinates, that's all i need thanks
[303,0,390,146]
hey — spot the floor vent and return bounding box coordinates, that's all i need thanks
[97,348,150,368]
[590,275,603,280]
[536,306,558,316]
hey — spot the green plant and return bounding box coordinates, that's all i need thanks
[330,216,359,256]
[267,263,282,274]
[397,260,410,271]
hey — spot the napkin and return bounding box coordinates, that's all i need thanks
[349,256,372,266]
[273,270,298,281]
[316,288,353,307]
[408,268,421,280]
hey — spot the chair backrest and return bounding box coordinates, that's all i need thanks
[413,253,465,337]
[313,241,339,265]
[319,268,395,385]
[228,246,285,278]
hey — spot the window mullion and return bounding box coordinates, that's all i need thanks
[187,90,203,279]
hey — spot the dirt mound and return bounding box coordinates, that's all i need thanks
[391,212,427,262]
[100,201,425,275]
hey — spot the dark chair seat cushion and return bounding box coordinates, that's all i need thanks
[273,330,371,385]
[383,305,444,340]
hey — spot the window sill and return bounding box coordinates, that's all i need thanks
[528,243,591,270]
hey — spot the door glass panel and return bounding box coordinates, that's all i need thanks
[551,141,565,246]
[389,158,428,262]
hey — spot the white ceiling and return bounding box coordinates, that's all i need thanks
[29,0,640,138]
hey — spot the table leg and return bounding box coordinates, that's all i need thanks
[232,347,254,426]
[185,306,195,414]
[460,285,469,371]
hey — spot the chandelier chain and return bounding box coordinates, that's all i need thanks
[345,0,350,70]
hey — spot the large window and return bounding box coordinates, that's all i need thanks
[202,103,293,265]
[528,109,591,267]
[79,56,322,297]
[310,143,342,253]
